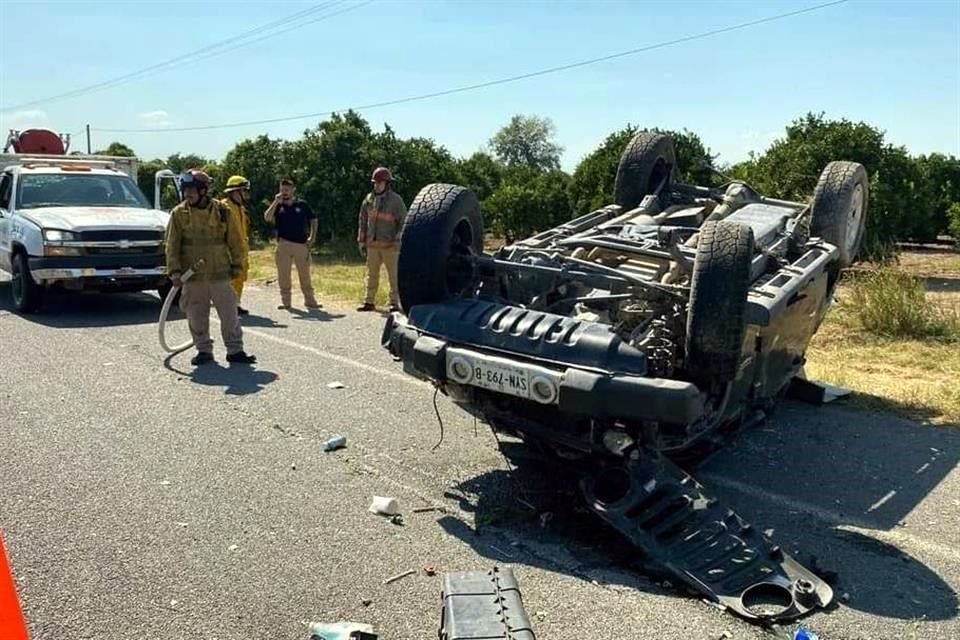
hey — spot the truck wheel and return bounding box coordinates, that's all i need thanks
[685,221,755,382]
[10,252,42,313]
[613,132,676,211]
[811,161,869,268]
[397,183,483,314]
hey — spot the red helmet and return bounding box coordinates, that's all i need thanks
[371,167,393,183]
[179,168,211,190]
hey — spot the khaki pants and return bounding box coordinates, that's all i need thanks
[231,262,248,302]
[179,280,243,355]
[364,245,399,306]
[276,239,317,306]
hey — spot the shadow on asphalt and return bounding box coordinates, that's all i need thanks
[0,284,161,327]
[287,307,346,322]
[440,401,959,622]
[163,357,279,395]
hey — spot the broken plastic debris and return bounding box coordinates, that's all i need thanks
[228,544,239,552]
[369,496,400,516]
[383,569,416,585]
[308,621,375,640]
[159,480,172,486]
[323,435,347,452]
[793,627,821,640]
[326,381,346,389]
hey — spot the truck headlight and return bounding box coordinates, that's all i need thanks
[43,229,78,243]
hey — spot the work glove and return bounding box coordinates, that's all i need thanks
[170,273,182,288]
[358,243,367,259]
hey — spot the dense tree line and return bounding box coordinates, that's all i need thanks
[102,111,959,251]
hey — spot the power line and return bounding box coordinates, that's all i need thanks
[92,0,849,134]
[186,0,373,68]
[0,0,356,112]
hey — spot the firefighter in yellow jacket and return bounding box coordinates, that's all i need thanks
[220,175,252,315]
[165,169,256,366]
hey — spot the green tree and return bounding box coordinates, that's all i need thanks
[727,112,945,246]
[220,135,285,238]
[742,112,887,199]
[484,168,571,240]
[489,115,563,171]
[165,153,210,174]
[456,152,504,202]
[948,202,960,245]
[95,141,135,157]
[916,153,960,238]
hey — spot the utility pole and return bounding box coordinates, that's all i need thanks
[86,124,91,154]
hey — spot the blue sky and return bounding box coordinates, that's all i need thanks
[1,0,958,170]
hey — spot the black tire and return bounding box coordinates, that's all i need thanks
[811,161,868,268]
[613,131,677,210]
[397,183,483,313]
[10,252,41,313]
[685,221,755,382]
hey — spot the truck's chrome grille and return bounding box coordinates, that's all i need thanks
[78,230,163,242]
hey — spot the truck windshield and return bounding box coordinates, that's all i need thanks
[16,173,151,209]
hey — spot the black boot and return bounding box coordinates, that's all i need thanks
[227,351,257,365]
[191,352,214,366]
[237,306,249,316]
[357,303,376,312]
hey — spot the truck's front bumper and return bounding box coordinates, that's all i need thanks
[382,312,705,425]
[29,255,166,282]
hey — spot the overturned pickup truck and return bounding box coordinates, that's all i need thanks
[383,131,869,622]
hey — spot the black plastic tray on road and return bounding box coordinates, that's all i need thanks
[439,567,536,640]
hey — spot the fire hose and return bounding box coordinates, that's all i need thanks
[158,259,204,355]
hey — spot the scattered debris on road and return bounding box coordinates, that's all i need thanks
[308,621,377,640]
[228,544,239,552]
[383,569,416,585]
[369,496,400,516]
[323,434,347,452]
[412,506,443,513]
[423,566,437,577]
[439,567,535,639]
[326,381,346,390]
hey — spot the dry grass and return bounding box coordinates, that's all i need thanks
[248,243,389,308]
[806,248,960,425]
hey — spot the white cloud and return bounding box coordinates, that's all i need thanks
[1,109,49,127]
[139,110,171,126]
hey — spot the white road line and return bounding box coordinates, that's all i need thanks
[700,473,960,563]
[235,324,424,387]
[867,490,897,513]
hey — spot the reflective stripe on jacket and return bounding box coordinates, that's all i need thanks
[357,190,407,248]
[165,199,245,282]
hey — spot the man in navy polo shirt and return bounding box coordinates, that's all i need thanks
[264,178,319,309]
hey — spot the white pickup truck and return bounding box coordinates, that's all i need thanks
[0,154,174,313]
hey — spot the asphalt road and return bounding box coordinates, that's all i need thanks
[1,281,958,640]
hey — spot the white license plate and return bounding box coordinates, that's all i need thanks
[470,361,530,399]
